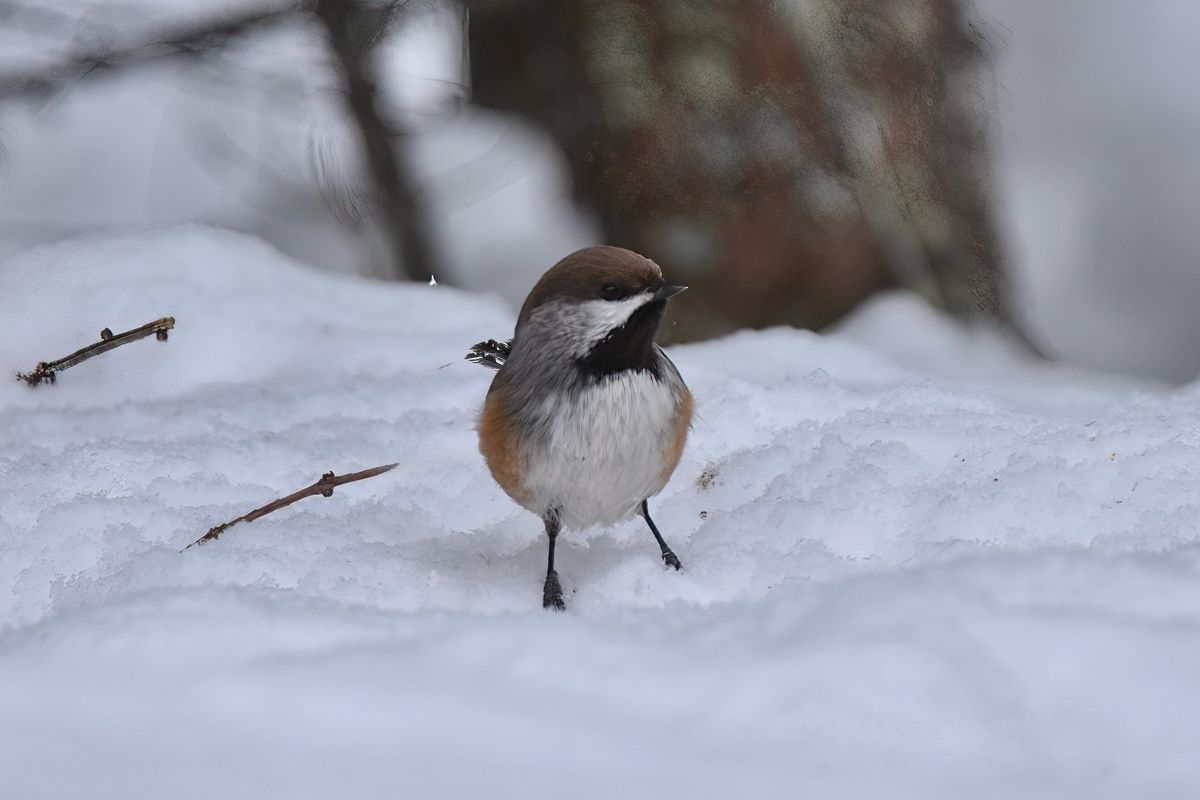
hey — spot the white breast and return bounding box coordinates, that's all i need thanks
[521,371,684,529]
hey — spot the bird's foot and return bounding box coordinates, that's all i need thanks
[543,570,566,610]
[662,550,682,571]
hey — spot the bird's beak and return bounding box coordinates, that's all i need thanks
[653,284,688,301]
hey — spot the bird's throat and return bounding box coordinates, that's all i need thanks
[576,299,666,378]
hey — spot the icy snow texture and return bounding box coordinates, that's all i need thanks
[2,228,1200,798]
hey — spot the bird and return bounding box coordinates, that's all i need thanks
[466,246,693,610]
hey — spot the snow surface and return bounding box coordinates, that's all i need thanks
[3,228,1200,798]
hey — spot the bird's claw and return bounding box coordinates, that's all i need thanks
[543,570,566,610]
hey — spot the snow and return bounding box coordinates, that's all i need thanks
[2,227,1200,798]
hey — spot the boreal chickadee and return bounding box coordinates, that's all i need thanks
[466,246,692,610]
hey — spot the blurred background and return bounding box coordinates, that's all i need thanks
[2,0,1197,382]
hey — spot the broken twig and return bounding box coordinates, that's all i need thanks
[183,463,399,551]
[16,316,176,386]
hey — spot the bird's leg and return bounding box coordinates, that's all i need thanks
[542,510,566,610]
[642,499,682,570]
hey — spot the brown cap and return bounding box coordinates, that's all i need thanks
[516,246,665,330]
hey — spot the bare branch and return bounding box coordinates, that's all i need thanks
[0,3,308,101]
[1,0,435,283]
[16,316,176,386]
[183,463,400,550]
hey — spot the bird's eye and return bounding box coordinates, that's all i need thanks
[600,283,626,301]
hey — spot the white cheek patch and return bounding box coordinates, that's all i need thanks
[531,294,656,357]
[576,295,651,341]
[568,295,655,357]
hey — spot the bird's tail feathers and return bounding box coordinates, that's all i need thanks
[465,339,513,370]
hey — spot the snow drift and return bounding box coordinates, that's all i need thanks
[1,227,1198,798]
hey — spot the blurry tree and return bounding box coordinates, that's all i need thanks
[313,0,435,281]
[469,0,1025,343]
[0,0,433,282]
[2,0,1031,347]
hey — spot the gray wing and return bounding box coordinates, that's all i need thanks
[654,344,687,389]
[465,338,513,370]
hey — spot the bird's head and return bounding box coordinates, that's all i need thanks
[516,246,686,372]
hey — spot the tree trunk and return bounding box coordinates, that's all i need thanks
[469,0,1026,342]
[314,0,434,282]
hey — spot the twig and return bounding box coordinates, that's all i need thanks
[183,463,399,551]
[0,3,308,101]
[16,316,176,386]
